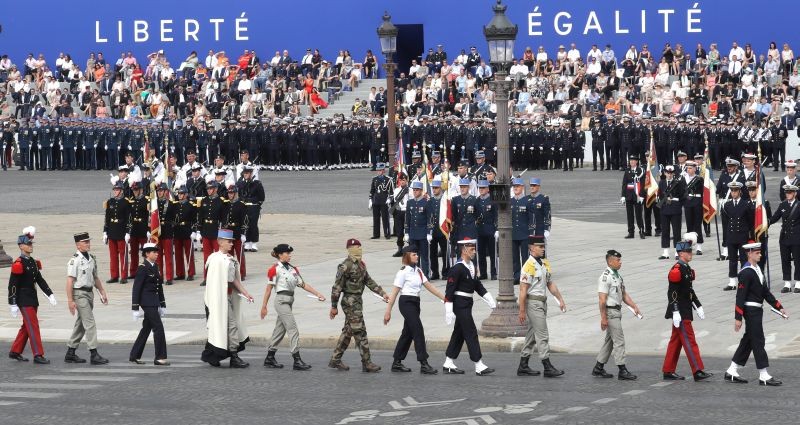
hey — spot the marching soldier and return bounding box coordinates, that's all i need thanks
[770,184,800,294]
[369,163,393,240]
[658,165,686,260]
[621,155,646,239]
[662,236,712,382]
[476,180,498,280]
[721,182,752,291]
[428,180,449,280]
[726,241,788,386]
[8,227,57,364]
[516,235,567,378]
[65,232,110,365]
[592,249,640,381]
[238,165,265,252]
[104,181,131,283]
[130,242,169,366]
[172,186,198,282]
[683,161,705,254]
[405,181,433,276]
[328,239,389,372]
[451,178,479,260]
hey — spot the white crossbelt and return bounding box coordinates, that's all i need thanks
[688,194,703,198]
[744,301,762,308]
[454,291,474,298]
[668,198,680,201]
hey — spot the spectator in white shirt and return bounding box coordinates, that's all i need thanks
[728,42,745,63]
[205,50,218,70]
[567,43,581,75]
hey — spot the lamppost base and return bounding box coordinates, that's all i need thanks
[479,301,528,338]
[0,240,13,268]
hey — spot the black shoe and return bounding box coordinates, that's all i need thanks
[717,255,728,261]
[229,354,249,368]
[693,370,713,381]
[154,359,171,366]
[370,236,379,239]
[696,250,703,255]
[392,250,402,257]
[263,350,283,368]
[723,285,736,291]
[384,235,391,240]
[617,365,637,381]
[106,278,118,283]
[517,357,541,376]
[705,233,711,238]
[639,231,646,239]
[119,278,128,284]
[292,352,311,371]
[542,358,564,378]
[207,359,221,367]
[420,361,438,375]
[490,274,497,280]
[794,288,800,293]
[443,366,465,374]
[476,367,495,376]
[174,276,185,281]
[478,275,488,280]
[624,233,634,239]
[781,287,791,293]
[759,377,783,386]
[591,362,613,378]
[33,355,50,365]
[391,360,411,372]
[655,230,662,237]
[644,231,653,237]
[663,372,685,380]
[186,276,194,282]
[200,280,206,286]
[430,274,440,281]
[724,372,748,383]
[658,255,669,260]
[64,348,87,364]
[129,358,146,365]
[165,280,173,286]
[9,352,29,362]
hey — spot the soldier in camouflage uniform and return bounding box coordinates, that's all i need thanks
[328,238,389,373]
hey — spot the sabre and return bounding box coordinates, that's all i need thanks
[626,304,643,319]
[371,292,388,303]
[238,292,254,303]
[770,307,788,319]
[306,294,324,302]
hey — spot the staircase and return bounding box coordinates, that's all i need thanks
[316,78,386,119]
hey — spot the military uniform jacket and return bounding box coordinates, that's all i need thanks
[129,196,150,237]
[158,199,177,239]
[716,170,745,200]
[237,178,265,207]
[331,257,385,307]
[173,200,198,239]
[520,256,551,296]
[104,196,132,240]
[444,260,487,302]
[723,198,753,244]
[683,174,703,207]
[452,194,479,240]
[665,260,701,320]
[770,199,800,245]
[224,199,248,239]
[658,178,686,215]
[186,176,207,199]
[477,195,497,237]
[528,193,551,235]
[369,174,393,204]
[735,263,782,321]
[198,196,230,239]
[131,260,166,310]
[405,196,433,239]
[511,195,534,241]
[67,251,98,289]
[621,166,646,202]
[8,255,52,307]
[778,176,800,201]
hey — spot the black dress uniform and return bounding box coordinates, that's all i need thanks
[621,159,646,238]
[369,170,393,239]
[476,190,497,280]
[130,254,168,363]
[658,174,687,257]
[428,186,448,280]
[682,170,705,247]
[236,171,265,251]
[444,258,490,368]
[769,192,800,288]
[722,195,753,281]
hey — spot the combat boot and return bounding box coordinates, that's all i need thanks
[391,360,411,372]
[328,359,350,371]
[517,356,540,376]
[229,353,249,368]
[419,360,438,375]
[263,349,284,368]
[542,358,564,377]
[617,365,637,381]
[64,347,86,364]
[292,352,311,371]
[362,361,382,373]
[591,361,612,378]
[89,349,109,365]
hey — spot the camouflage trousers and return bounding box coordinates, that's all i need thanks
[331,294,371,363]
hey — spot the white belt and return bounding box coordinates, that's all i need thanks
[668,198,679,201]
[454,291,474,298]
[744,301,762,308]
[400,293,420,298]
[688,194,702,198]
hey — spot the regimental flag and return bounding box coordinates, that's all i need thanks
[645,135,659,207]
[143,129,150,163]
[754,165,768,239]
[149,196,160,244]
[395,134,405,185]
[439,172,452,238]
[702,147,718,223]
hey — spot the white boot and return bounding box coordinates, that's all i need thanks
[784,281,792,288]
[722,247,728,257]
[661,249,669,258]
[758,368,772,382]
[250,242,258,252]
[726,361,741,377]
[475,359,490,374]
[443,357,460,372]
[727,277,737,288]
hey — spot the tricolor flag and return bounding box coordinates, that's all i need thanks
[754,165,768,239]
[395,135,405,185]
[439,172,453,238]
[645,136,659,207]
[149,196,161,244]
[702,148,718,224]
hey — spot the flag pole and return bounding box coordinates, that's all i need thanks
[756,142,771,287]
[704,134,722,259]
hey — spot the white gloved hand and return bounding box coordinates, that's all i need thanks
[146,231,151,240]
[74,146,77,151]
[482,292,497,309]
[672,310,681,328]
[37,144,42,149]
[450,145,455,150]
[620,197,626,204]
[158,307,167,318]
[240,235,246,243]
[494,231,499,241]
[10,305,19,318]
[132,309,144,321]
[47,294,57,306]
[445,302,456,325]
[513,146,517,150]
[694,305,705,320]
[128,145,132,151]
[637,196,644,204]
[368,199,373,210]
[493,146,497,151]
[426,234,433,242]
[380,147,385,152]
[403,234,409,243]
[544,230,550,240]
[124,233,130,243]
[103,232,108,244]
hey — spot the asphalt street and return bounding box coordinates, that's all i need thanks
[0,166,794,224]
[0,345,798,425]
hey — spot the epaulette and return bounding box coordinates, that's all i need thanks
[10,258,23,275]
[221,198,230,203]
[103,200,108,209]
[400,265,406,270]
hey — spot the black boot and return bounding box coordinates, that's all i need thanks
[230,353,250,368]
[392,250,402,257]
[639,230,646,239]
[90,349,109,365]
[617,365,637,380]
[542,358,564,377]
[391,360,411,372]
[517,356,541,376]
[33,355,51,365]
[263,349,284,368]
[591,361,612,378]
[419,360,438,375]
[292,352,311,371]
[64,347,87,364]
[624,232,634,239]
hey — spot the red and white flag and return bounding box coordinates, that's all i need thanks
[702,148,718,223]
[149,197,161,244]
[754,166,768,239]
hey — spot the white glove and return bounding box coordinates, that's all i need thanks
[37,144,41,149]
[620,197,626,204]
[132,309,144,321]
[482,292,497,309]
[240,235,246,243]
[380,147,385,152]
[385,198,391,206]
[530,146,535,151]
[158,307,167,318]
[513,146,517,150]
[191,231,198,242]
[494,231,499,241]
[146,231,151,240]
[636,196,644,204]
[103,232,108,244]
[559,148,563,152]
[73,146,77,151]
[403,234,409,243]
[128,145,132,151]
[426,234,433,242]
[47,294,57,306]
[10,305,19,318]
[450,144,455,150]
[544,230,550,240]
[368,199,373,210]
[124,233,130,243]
[493,146,497,151]
[445,302,456,325]
[694,304,705,320]
[672,310,681,328]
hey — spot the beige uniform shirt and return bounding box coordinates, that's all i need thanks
[597,266,624,307]
[66,251,98,289]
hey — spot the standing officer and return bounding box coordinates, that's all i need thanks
[130,242,169,366]
[224,185,248,279]
[721,182,752,291]
[511,178,532,283]
[528,178,551,238]
[716,159,745,259]
[391,175,410,256]
[329,239,389,372]
[198,181,230,285]
[682,161,705,254]
[8,227,57,364]
[476,180,498,280]
[369,163,393,240]
[778,161,798,202]
[726,241,788,386]
[592,249,640,381]
[591,119,606,171]
[127,181,150,278]
[451,178,479,260]
[65,232,110,365]
[621,155,646,239]
[237,166,265,252]
[155,183,176,285]
[517,235,567,378]
[662,237,712,381]
[428,180,449,280]
[172,186,197,282]
[658,166,686,259]
[405,181,433,276]
[104,181,131,283]
[769,184,800,293]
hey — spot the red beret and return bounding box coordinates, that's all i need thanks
[346,238,361,248]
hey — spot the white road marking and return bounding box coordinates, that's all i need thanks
[562,406,588,412]
[530,415,560,422]
[57,368,168,374]
[621,390,648,396]
[0,383,101,390]
[650,382,675,387]
[592,398,617,404]
[0,391,63,399]
[28,375,135,382]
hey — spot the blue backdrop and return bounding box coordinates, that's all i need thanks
[1,1,796,67]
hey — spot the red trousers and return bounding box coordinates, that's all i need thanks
[662,320,705,374]
[157,238,174,281]
[129,237,149,277]
[201,237,219,279]
[11,306,44,357]
[173,238,195,278]
[233,239,247,279]
[108,239,128,279]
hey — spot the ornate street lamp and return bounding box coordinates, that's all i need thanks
[377,12,399,163]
